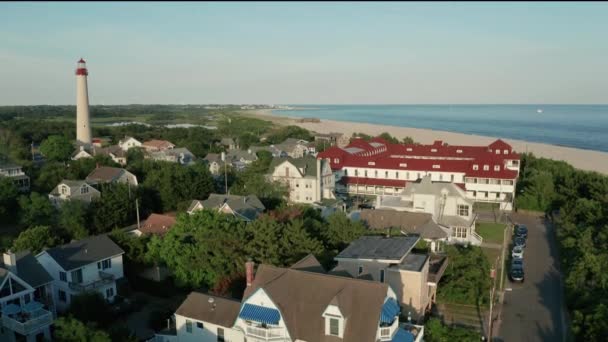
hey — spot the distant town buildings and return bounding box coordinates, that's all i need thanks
[268,156,335,204]
[0,161,30,192]
[318,137,520,210]
[118,136,142,151]
[48,180,101,207]
[85,166,138,187]
[187,194,265,221]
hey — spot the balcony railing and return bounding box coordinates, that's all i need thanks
[379,317,399,341]
[427,256,449,284]
[245,325,285,340]
[1,309,53,335]
[69,271,115,292]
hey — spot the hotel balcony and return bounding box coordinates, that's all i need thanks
[1,308,53,336]
[68,271,115,292]
[245,325,286,340]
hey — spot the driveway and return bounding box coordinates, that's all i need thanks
[496,213,566,342]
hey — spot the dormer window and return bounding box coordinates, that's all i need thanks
[323,306,345,338]
[456,149,463,153]
[432,164,440,169]
[503,149,509,154]
[368,161,375,166]
[483,165,489,171]
[495,149,500,154]
[494,165,500,171]
[431,148,437,152]
[406,148,412,152]
[473,164,479,170]
[329,317,340,336]
[399,163,407,168]
[60,185,68,195]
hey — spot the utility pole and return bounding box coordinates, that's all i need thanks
[135,198,141,229]
[488,256,500,342]
[224,161,228,194]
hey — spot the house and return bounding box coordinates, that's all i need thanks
[1,251,55,342]
[118,136,142,151]
[374,175,481,246]
[0,161,30,192]
[268,156,335,204]
[147,148,195,165]
[356,209,450,252]
[48,180,101,207]
[36,235,125,312]
[203,153,224,176]
[71,145,128,165]
[336,134,351,148]
[91,137,111,148]
[271,138,310,158]
[104,145,128,165]
[85,166,138,186]
[142,139,176,152]
[318,137,520,210]
[334,236,448,321]
[71,146,94,161]
[187,194,265,221]
[220,138,239,150]
[131,213,177,236]
[159,256,424,342]
[314,132,343,145]
[226,149,258,166]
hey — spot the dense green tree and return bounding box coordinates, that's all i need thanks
[89,183,138,234]
[402,136,415,144]
[437,245,492,306]
[58,200,90,240]
[18,192,56,227]
[0,177,19,221]
[54,316,111,342]
[40,135,73,162]
[12,225,60,254]
[266,125,312,144]
[424,318,480,342]
[109,228,150,264]
[68,292,113,327]
[378,132,399,144]
[322,212,367,251]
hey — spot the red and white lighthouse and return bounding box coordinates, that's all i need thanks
[75,58,91,145]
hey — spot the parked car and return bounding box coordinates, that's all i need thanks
[511,258,524,270]
[510,266,525,282]
[514,236,526,248]
[512,246,524,259]
[514,224,528,239]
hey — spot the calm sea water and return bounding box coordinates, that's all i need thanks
[271,105,608,153]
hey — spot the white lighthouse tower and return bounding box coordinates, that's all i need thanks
[75,58,92,145]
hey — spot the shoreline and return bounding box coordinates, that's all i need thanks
[243,109,608,175]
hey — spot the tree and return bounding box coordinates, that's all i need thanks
[437,245,491,306]
[40,135,73,162]
[322,212,366,251]
[18,192,56,227]
[89,183,137,234]
[425,317,480,342]
[378,132,399,144]
[402,136,415,144]
[12,225,60,254]
[58,200,90,240]
[54,316,111,342]
[0,177,19,221]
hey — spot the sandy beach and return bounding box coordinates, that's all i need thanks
[243,109,608,175]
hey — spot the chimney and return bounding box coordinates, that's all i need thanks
[246,259,255,287]
[3,251,17,274]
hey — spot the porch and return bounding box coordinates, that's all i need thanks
[69,271,115,292]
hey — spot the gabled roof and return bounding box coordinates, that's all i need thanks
[50,180,97,196]
[203,153,222,163]
[42,235,124,271]
[358,209,448,240]
[290,254,326,274]
[176,292,241,328]
[243,263,390,342]
[269,156,319,177]
[191,194,265,221]
[2,251,54,288]
[335,235,420,261]
[142,139,175,149]
[138,213,177,235]
[85,166,128,183]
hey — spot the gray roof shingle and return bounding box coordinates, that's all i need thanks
[336,235,420,261]
[44,235,124,271]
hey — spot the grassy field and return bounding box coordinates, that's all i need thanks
[476,222,507,244]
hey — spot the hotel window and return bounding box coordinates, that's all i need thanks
[502,180,514,185]
[364,170,368,177]
[417,173,421,179]
[334,158,340,163]
[407,148,413,152]
[458,205,469,217]
[197,322,204,330]
[504,150,509,154]
[354,169,358,177]
[483,165,489,171]
[385,171,388,178]
[473,165,479,170]
[494,165,500,171]
[496,149,500,154]
[186,320,193,333]
[217,328,225,342]
[457,149,463,153]
[374,170,378,178]
[344,169,348,176]
[431,148,437,152]
[80,185,89,194]
[484,192,489,198]
[358,265,364,275]
[439,174,443,181]
[406,172,409,179]
[329,318,340,336]
[380,269,385,283]
[395,171,399,179]
[450,174,454,182]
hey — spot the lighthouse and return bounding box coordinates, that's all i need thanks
[75,58,92,145]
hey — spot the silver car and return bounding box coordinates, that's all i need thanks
[512,246,524,259]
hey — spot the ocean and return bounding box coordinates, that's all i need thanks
[271,105,608,153]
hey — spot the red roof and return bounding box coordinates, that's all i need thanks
[339,176,407,188]
[139,213,177,236]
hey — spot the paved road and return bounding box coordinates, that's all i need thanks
[496,213,566,342]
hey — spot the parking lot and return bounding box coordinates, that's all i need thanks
[496,213,566,342]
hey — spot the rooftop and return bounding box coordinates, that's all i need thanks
[336,235,420,261]
[43,234,124,271]
[175,292,241,328]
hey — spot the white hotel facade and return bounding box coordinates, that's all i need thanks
[318,138,520,210]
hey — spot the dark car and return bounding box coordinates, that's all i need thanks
[358,203,375,210]
[514,236,526,248]
[514,224,528,239]
[510,267,525,282]
[511,258,524,270]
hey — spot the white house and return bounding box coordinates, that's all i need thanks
[375,176,482,246]
[0,161,30,192]
[187,194,265,221]
[36,235,125,312]
[1,251,55,342]
[156,256,424,342]
[48,180,101,207]
[268,156,335,204]
[118,136,142,151]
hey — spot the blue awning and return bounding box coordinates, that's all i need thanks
[392,328,415,342]
[239,303,280,325]
[23,301,43,313]
[2,303,22,315]
[380,298,401,324]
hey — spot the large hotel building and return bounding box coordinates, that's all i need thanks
[317,137,520,210]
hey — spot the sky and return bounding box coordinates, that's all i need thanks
[1,2,607,105]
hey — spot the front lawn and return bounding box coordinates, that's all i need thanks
[476,222,506,244]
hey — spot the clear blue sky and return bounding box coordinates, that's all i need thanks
[1,2,607,105]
